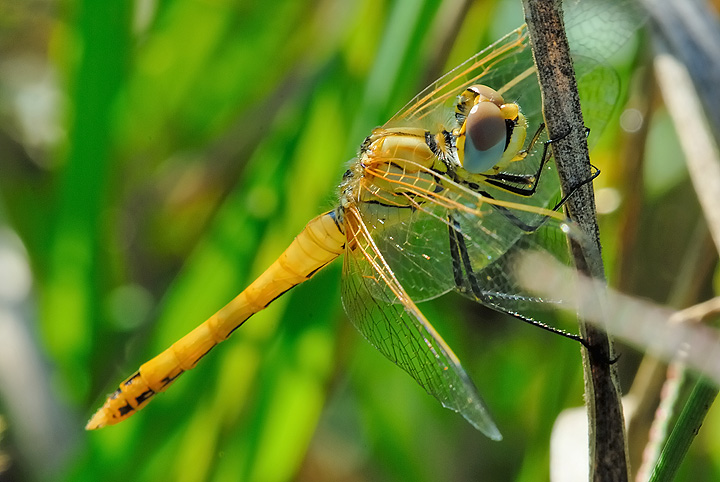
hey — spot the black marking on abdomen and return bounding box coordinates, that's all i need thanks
[135,388,155,405]
[161,369,184,388]
[306,259,334,279]
[118,402,134,417]
[264,285,296,308]
[123,372,141,386]
[226,315,253,337]
[328,209,345,234]
[192,345,215,366]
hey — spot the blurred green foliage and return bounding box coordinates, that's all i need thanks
[0,0,718,481]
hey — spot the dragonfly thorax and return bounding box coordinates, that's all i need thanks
[341,127,451,208]
[339,83,535,213]
[340,87,531,210]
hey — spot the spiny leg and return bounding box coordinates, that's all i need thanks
[446,214,588,347]
[448,215,481,297]
[548,162,600,212]
[483,123,552,196]
[473,151,601,234]
[482,124,595,200]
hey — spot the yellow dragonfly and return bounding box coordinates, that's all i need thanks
[86,24,617,440]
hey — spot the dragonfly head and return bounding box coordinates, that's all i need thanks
[456,85,527,174]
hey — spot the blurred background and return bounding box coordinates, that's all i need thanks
[0,0,719,481]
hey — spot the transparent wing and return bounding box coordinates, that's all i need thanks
[357,156,580,311]
[352,200,455,303]
[386,14,634,132]
[384,24,619,214]
[385,27,534,129]
[341,205,502,440]
[337,10,640,435]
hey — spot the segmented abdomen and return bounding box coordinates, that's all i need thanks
[86,211,345,429]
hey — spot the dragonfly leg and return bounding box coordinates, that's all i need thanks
[482,123,552,196]
[484,300,590,348]
[548,163,600,212]
[486,291,618,365]
[473,160,600,234]
[447,214,590,348]
[448,215,482,297]
[482,124,595,200]
[476,189,549,233]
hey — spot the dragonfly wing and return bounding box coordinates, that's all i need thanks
[575,57,620,144]
[387,10,631,133]
[354,201,455,303]
[359,156,580,313]
[386,27,535,129]
[446,195,576,312]
[385,27,621,207]
[341,205,502,440]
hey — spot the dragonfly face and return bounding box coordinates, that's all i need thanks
[88,24,619,439]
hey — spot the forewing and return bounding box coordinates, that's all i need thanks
[385,27,533,129]
[385,26,621,184]
[357,157,580,313]
[340,206,502,440]
[353,200,455,303]
[340,9,640,434]
[446,191,578,312]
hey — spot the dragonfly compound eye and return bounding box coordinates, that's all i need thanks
[462,100,507,174]
[467,84,505,107]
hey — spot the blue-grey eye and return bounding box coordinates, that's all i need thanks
[463,101,506,174]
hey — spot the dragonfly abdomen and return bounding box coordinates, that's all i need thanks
[86,211,346,429]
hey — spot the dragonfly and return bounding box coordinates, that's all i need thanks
[86,23,620,440]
